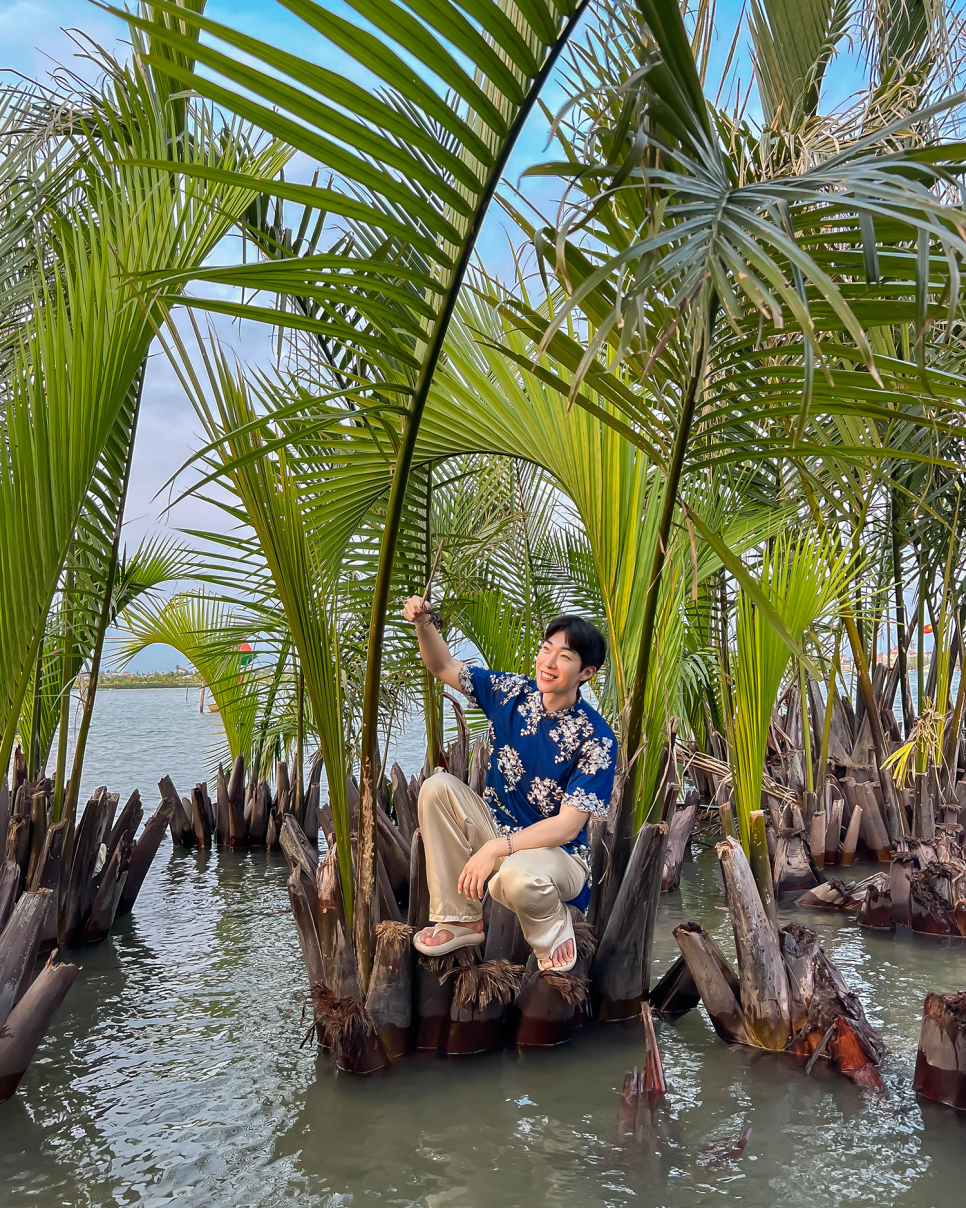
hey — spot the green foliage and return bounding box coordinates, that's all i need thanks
[0,6,288,794]
[115,591,263,764]
[732,532,854,850]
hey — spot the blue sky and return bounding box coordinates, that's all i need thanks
[0,0,885,670]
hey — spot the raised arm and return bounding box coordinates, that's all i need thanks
[402,596,464,693]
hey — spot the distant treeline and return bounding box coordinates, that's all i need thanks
[83,672,202,690]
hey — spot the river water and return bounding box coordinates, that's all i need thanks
[2,690,965,1207]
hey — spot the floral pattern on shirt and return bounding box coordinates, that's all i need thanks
[483,785,501,812]
[528,776,564,817]
[518,687,545,737]
[548,710,596,764]
[562,786,609,817]
[457,663,478,707]
[491,673,529,704]
[578,736,614,776]
[496,744,525,789]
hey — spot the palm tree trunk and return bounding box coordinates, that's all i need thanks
[610,295,717,885]
[422,464,442,773]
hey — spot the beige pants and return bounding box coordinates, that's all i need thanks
[417,772,587,957]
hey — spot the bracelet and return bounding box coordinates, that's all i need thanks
[506,833,514,856]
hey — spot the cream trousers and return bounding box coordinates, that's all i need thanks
[417,771,587,958]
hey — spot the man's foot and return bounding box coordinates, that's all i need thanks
[416,920,484,949]
[538,938,575,971]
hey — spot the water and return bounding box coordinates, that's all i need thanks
[60,688,428,808]
[4,692,966,1207]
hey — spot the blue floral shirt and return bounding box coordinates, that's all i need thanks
[457,665,616,856]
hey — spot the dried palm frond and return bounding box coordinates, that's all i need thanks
[446,959,525,1011]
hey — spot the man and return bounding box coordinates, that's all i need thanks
[402,597,616,972]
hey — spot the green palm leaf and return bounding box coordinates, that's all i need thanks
[132,0,594,978]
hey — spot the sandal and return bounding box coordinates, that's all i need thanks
[534,911,577,973]
[413,922,486,957]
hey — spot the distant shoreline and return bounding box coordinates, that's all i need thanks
[81,676,203,690]
[98,683,203,690]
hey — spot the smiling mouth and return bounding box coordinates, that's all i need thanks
[538,670,558,683]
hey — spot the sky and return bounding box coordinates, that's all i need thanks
[0,0,879,671]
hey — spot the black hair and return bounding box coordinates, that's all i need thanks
[543,615,607,672]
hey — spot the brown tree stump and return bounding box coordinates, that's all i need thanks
[649,954,701,1021]
[914,992,966,1110]
[592,822,668,1021]
[115,798,175,918]
[444,959,523,1055]
[0,953,79,1102]
[662,801,698,892]
[414,950,469,1051]
[515,967,588,1046]
[366,921,413,1060]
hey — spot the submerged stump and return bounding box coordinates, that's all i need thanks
[592,822,668,1021]
[444,958,523,1055]
[914,992,966,1111]
[414,949,473,1051]
[366,921,414,1061]
[0,952,79,1102]
[515,967,589,1047]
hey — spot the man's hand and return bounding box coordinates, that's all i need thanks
[404,595,465,693]
[402,595,432,626]
[458,838,507,902]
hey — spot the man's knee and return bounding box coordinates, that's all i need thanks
[417,771,460,827]
[490,859,550,914]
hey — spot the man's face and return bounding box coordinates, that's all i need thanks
[535,630,595,697]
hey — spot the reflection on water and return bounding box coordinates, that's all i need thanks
[3,692,965,1206]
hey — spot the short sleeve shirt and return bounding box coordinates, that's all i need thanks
[457,664,616,854]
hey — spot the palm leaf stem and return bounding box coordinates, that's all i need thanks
[295,663,305,820]
[354,0,595,987]
[62,362,145,823]
[798,657,814,793]
[52,567,73,822]
[943,616,966,791]
[610,290,717,880]
[797,468,907,840]
[891,491,913,737]
[816,627,841,800]
[27,636,45,779]
[422,463,443,771]
[844,607,906,839]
